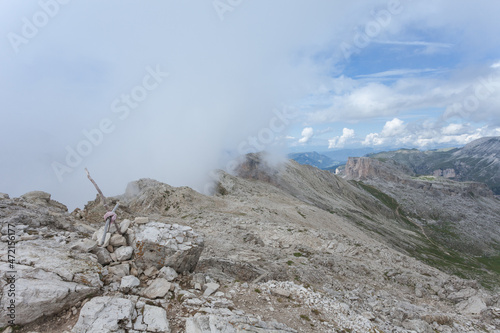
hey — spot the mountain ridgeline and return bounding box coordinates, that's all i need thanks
[366,137,500,195]
[2,147,500,332]
[238,144,500,289]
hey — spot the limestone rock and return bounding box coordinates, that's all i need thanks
[108,264,130,280]
[143,304,170,332]
[0,239,101,327]
[120,219,132,234]
[203,282,220,297]
[402,319,434,333]
[114,246,134,261]
[135,216,149,224]
[142,278,172,299]
[457,296,487,314]
[91,247,112,265]
[132,221,204,273]
[0,268,98,327]
[185,314,296,333]
[72,296,135,333]
[71,239,97,253]
[110,234,127,247]
[271,288,291,298]
[120,275,140,291]
[158,266,178,281]
[144,266,159,277]
[21,190,51,204]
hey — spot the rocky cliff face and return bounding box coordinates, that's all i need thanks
[343,156,410,182]
[2,157,500,332]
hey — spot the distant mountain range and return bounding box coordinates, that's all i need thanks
[288,147,379,170]
[367,137,500,194]
[290,137,500,195]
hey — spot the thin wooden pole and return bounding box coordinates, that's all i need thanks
[85,168,122,235]
[85,168,110,211]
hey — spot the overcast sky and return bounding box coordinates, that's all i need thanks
[1,1,500,209]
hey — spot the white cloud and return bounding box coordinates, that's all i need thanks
[363,118,500,148]
[362,133,385,146]
[441,123,464,135]
[328,128,355,148]
[374,40,453,48]
[298,127,314,143]
[307,66,500,125]
[381,118,405,137]
[362,118,405,146]
[355,68,441,79]
[373,40,453,55]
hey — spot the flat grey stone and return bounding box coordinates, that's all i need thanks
[110,234,127,247]
[115,246,134,261]
[142,278,172,299]
[158,266,178,282]
[143,304,170,332]
[120,275,140,291]
[72,296,135,333]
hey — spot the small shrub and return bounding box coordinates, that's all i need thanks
[311,309,321,315]
[300,314,311,321]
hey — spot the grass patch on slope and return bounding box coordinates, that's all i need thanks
[349,181,500,290]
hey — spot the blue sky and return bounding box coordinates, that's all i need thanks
[0,1,499,208]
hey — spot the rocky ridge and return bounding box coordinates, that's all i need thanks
[343,156,500,260]
[1,158,500,332]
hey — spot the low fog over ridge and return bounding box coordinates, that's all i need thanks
[1,1,500,209]
[0,2,342,209]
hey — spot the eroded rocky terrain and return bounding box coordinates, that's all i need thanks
[1,156,500,332]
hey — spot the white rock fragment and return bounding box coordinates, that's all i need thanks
[120,219,132,234]
[143,305,170,333]
[109,234,127,247]
[142,278,172,299]
[72,296,135,333]
[71,239,97,253]
[203,282,220,297]
[456,296,487,314]
[115,246,134,261]
[158,266,178,282]
[120,275,140,291]
[271,288,291,298]
[135,216,149,224]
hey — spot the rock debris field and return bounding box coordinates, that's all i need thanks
[1,167,500,332]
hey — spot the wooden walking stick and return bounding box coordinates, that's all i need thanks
[85,168,122,244]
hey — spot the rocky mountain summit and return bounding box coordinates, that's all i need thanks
[1,155,500,332]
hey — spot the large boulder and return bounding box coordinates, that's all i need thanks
[0,239,102,327]
[456,296,487,314]
[132,221,204,273]
[72,296,136,333]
